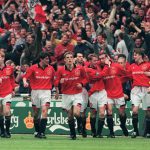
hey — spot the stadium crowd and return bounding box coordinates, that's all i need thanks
[0,0,150,139]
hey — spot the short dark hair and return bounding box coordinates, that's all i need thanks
[118,54,126,60]
[118,32,124,39]
[87,54,98,61]
[39,51,50,59]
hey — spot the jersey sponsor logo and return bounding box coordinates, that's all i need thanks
[75,69,80,76]
[36,76,50,79]
[103,75,115,80]
[132,71,143,75]
[64,77,79,81]
[0,76,9,79]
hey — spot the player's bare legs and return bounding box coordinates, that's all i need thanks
[90,108,97,137]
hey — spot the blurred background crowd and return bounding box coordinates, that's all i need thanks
[0,0,149,94]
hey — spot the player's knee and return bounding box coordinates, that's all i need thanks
[73,111,80,118]
[3,110,10,116]
[107,109,113,115]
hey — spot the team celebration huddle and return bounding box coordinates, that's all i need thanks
[1,49,150,140]
[0,0,150,142]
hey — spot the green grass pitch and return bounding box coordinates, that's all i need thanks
[0,135,150,150]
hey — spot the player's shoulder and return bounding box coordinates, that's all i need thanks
[57,65,65,71]
[30,64,38,68]
[6,65,13,70]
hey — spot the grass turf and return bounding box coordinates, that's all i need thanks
[0,135,150,150]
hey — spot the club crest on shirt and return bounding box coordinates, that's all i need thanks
[141,64,148,71]
[62,73,67,77]
[110,67,116,75]
[47,69,52,76]
[75,69,80,76]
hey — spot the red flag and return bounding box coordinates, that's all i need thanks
[34,4,47,23]
[26,0,46,23]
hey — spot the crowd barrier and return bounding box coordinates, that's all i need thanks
[10,95,145,135]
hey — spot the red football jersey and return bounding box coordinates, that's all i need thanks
[120,62,132,83]
[103,63,126,99]
[86,66,105,96]
[128,62,150,87]
[54,65,87,94]
[23,64,55,90]
[0,66,15,97]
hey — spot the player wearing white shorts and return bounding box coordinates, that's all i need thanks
[75,53,89,137]
[54,52,87,140]
[23,52,55,138]
[128,49,150,138]
[0,51,15,138]
[99,53,129,138]
[86,54,108,138]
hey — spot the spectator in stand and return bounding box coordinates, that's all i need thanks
[116,32,129,59]
[0,29,10,50]
[94,33,115,57]
[74,35,94,59]
[15,62,30,94]
[54,33,74,66]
